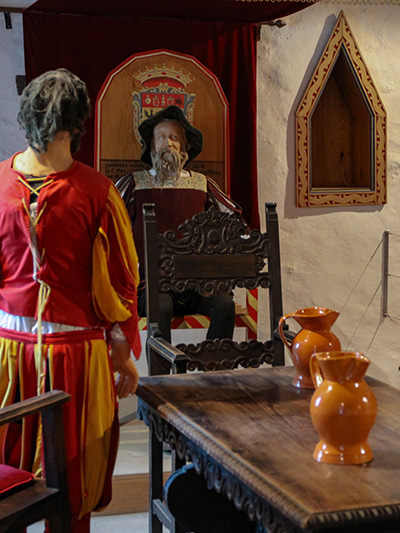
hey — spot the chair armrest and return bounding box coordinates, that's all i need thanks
[147,336,188,373]
[0,391,70,426]
[147,336,188,364]
[0,390,70,497]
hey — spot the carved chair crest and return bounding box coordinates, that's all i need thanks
[158,208,270,297]
[176,338,277,372]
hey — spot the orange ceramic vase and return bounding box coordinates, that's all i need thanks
[278,307,341,389]
[309,351,378,465]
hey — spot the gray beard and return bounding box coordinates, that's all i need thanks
[150,147,189,184]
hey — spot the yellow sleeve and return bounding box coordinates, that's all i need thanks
[92,184,139,324]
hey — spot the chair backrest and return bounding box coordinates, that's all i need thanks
[143,202,285,375]
[0,390,71,532]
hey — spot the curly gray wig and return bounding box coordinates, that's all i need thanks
[17,68,90,154]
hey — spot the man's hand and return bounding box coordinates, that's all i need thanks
[111,340,139,398]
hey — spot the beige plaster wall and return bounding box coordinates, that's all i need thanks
[257,3,400,388]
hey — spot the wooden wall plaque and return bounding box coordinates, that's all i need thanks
[94,49,229,192]
[295,12,386,207]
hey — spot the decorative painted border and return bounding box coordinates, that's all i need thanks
[295,11,386,207]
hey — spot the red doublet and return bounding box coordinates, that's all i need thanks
[0,156,128,327]
[0,154,141,530]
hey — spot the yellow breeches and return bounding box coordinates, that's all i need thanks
[0,330,118,520]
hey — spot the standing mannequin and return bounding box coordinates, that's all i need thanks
[0,68,140,532]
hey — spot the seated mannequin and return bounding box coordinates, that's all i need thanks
[116,106,243,373]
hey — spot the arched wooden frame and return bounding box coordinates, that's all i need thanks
[94,49,229,192]
[296,11,386,208]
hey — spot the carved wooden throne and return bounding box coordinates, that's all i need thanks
[143,202,285,376]
[142,202,285,533]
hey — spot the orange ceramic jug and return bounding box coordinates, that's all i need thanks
[309,351,377,465]
[278,307,341,389]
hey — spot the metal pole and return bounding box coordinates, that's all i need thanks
[382,230,389,318]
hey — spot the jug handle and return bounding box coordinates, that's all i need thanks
[278,314,293,350]
[309,353,324,389]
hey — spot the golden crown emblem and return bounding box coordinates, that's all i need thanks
[134,64,193,87]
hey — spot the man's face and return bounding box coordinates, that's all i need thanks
[153,120,186,154]
[150,119,189,181]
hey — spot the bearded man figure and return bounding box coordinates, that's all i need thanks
[116,106,242,374]
[150,119,189,185]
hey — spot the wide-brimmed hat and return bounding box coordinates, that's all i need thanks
[138,105,203,167]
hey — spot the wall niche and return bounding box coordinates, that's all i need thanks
[296,11,386,207]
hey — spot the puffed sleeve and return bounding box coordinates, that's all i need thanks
[92,183,141,358]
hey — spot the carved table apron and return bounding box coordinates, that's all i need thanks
[137,366,400,533]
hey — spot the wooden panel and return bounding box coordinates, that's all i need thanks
[173,254,257,279]
[311,71,353,188]
[311,50,371,189]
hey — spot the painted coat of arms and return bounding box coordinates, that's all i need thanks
[132,64,196,143]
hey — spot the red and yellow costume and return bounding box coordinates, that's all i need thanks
[0,154,140,530]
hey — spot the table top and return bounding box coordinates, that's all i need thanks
[137,366,400,532]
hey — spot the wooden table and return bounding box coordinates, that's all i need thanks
[137,366,400,533]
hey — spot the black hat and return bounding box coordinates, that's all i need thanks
[138,105,203,167]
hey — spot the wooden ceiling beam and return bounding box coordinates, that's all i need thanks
[0,6,25,12]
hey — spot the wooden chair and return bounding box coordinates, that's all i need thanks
[0,390,70,533]
[143,201,285,376]
[142,202,286,533]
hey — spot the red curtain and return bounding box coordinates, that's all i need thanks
[22,0,314,22]
[23,1,313,226]
[23,13,260,226]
